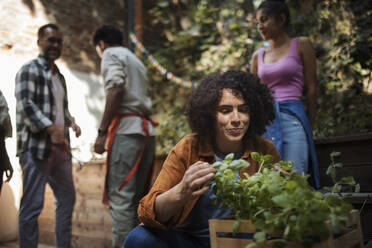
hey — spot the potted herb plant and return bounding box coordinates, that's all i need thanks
[208,153,363,248]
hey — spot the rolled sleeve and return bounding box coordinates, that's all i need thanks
[101,50,127,90]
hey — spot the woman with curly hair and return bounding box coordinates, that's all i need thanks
[124,70,279,248]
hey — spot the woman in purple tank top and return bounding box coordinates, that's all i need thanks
[250,0,320,188]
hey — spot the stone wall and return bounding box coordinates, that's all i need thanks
[0,0,127,72]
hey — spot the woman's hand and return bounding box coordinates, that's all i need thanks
[178,161,216,202]
[154,161,216,223]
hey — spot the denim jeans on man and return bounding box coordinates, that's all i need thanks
[18,147,75,248]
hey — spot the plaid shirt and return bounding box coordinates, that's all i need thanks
[15,55,73,159]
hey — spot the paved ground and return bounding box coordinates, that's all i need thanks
[0,241,53,248]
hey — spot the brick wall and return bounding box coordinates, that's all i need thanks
[0,0,131,243]
[0,0,127,73]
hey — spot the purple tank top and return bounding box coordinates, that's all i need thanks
[257,38,304,101]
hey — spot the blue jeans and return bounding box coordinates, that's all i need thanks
[123,226,210,248]
[263,100,320,188]
[18,147,75,248]
[280,112,309,174]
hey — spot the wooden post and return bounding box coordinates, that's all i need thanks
[134,0,143,43]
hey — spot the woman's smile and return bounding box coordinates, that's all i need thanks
[227,128,244,135]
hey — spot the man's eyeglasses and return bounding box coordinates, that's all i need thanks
[46,37,63,45]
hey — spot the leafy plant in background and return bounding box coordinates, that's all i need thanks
[142,0,260,154]
[154,106,191,154]
[132,50,192,154]
[312,1,372,137]
[209,153,353,248]
[141,0,372,154]
[279,0,372,139]
[324,151,360,194]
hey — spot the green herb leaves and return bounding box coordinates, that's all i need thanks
[209,152,354,247]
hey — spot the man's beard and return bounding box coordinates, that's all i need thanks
[45,48,61,61]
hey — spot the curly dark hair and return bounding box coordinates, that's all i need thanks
[186,70,275,143]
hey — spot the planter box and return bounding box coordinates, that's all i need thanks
[343,193,372,245]
[209,210,363,248]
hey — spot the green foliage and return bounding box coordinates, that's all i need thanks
[154,105,191,154]
[142,0,372,153]
[288,0,372,138]
[209,153,353,247]
[135,50,192,154]
[324,151,360,194]
[143,1,260,154]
